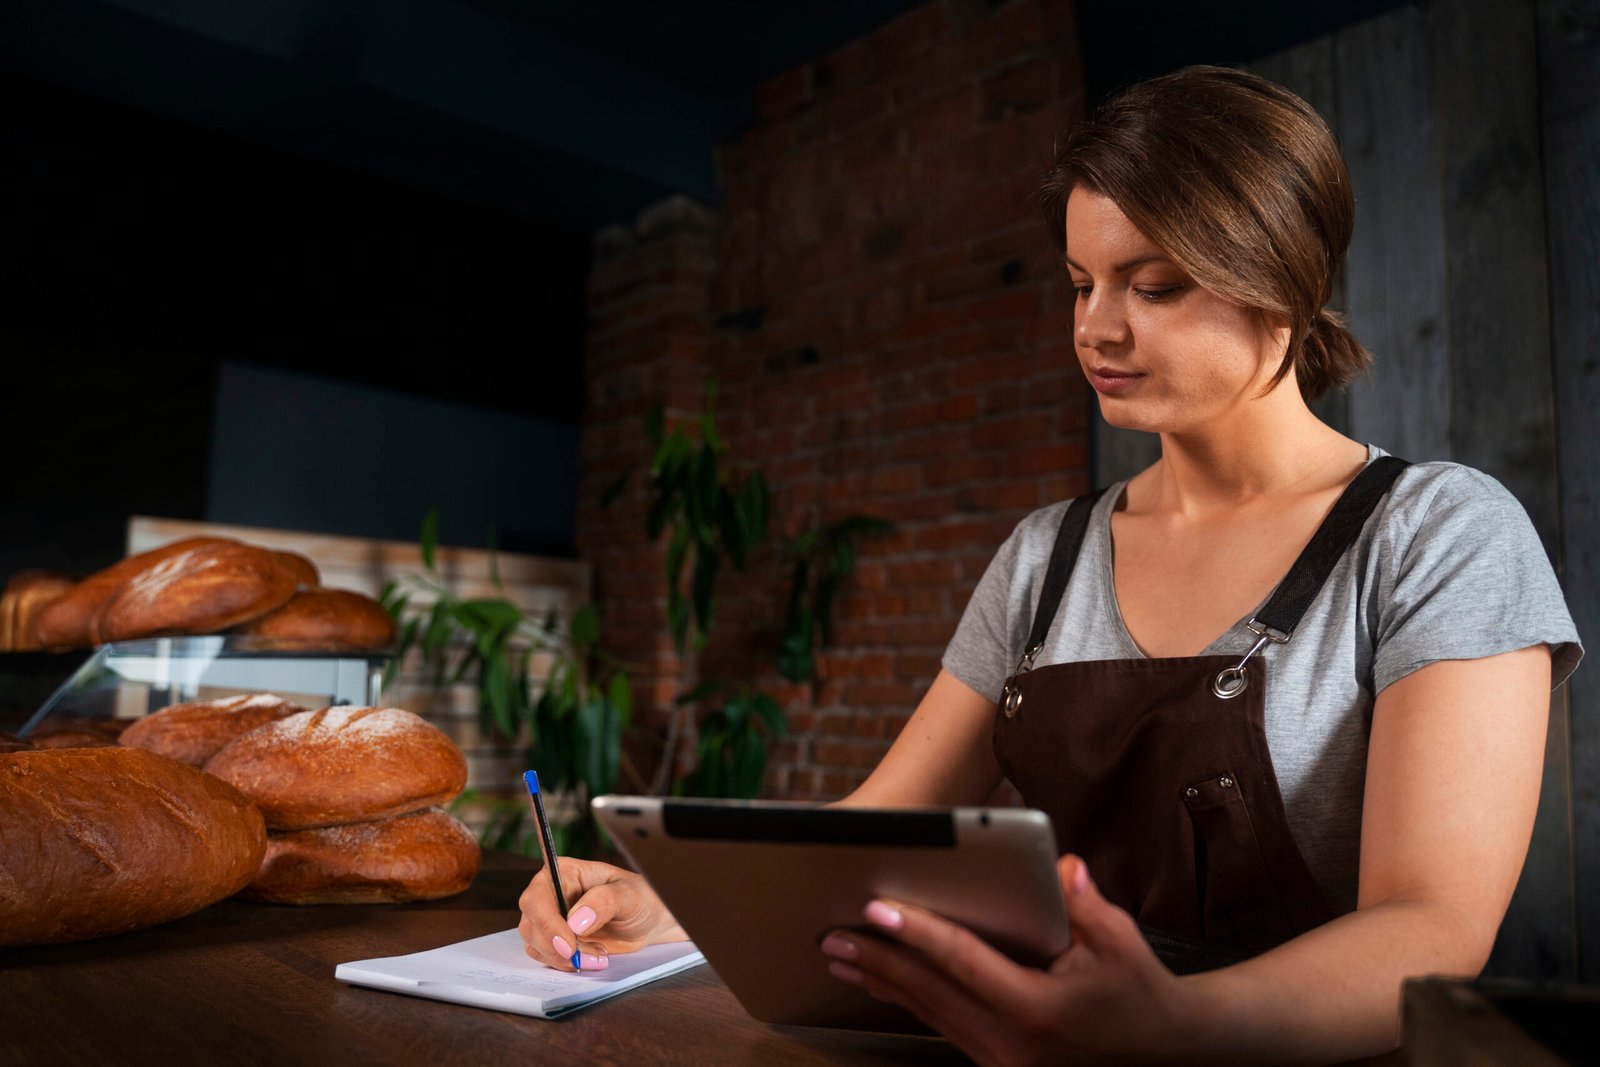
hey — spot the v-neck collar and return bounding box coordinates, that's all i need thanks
[1092,445,1384,662]
[1094,483,1254,661]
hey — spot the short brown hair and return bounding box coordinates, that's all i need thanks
[1037,65,1370,402]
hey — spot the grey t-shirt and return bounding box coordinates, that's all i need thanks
[942,446,1582,913]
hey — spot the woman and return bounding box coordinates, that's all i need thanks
[519,67,1581,1064]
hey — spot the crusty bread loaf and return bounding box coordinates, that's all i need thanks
[239,807,480,904]
[119,694,305,767]
[27,716,130,750]
[32,538,235,649]
[2,571,75,652]
[96,543,302,643]
[277,551,320,589]
[204,706,468,831]
[0,747,267,946]
[235,587,397,650]
[0,731,34,753]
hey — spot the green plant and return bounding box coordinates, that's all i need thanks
[617,384,893,799]
[381,513,635,858]
[778,515,896,683]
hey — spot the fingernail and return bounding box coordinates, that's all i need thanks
[568,906,596,935]
[552,935,574,960]
[579,951,609,971]
[820,934,857,960]
[1071,860,1090,896]
[865,900,903,930]
[828,960,864,984]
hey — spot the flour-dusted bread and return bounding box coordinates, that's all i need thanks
[31,538,235,649]
[119,694,305,767]
[204,706,468,831]
[240,807,480,904]
[235,588,397,650]
[96,543,303,643]
[0,747,267,947]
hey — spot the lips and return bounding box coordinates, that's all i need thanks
[1087,365,1144,395]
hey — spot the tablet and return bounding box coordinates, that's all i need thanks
[591,796,1071,1032]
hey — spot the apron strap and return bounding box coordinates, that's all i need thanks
[1022,488,1110,659]
[1020,455,1411,662]
[1251,455,1410,638]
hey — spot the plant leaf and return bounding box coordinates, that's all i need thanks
[570,602,600,648]
[483,653,516,740]
[599,470,630,509]
[608,671,633,731]
[420,509,439,572]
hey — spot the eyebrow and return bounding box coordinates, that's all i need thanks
[1062,253,1171,273]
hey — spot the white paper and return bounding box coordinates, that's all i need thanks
[335,929,705,1018]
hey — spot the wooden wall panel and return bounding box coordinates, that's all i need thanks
[1337,7,1452,462]
[1432,0,1574,981]
[1537,0,1600,983]
[1251,37,1351,438]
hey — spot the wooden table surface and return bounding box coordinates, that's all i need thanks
[0,852,968,1066]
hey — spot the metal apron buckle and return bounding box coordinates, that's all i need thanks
[1211,618,1291,699]
[1001,641,1045,718]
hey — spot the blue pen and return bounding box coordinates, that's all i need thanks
[523,770,583,971]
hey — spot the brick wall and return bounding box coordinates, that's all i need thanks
[580,0,1090,800]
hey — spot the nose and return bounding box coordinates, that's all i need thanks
[1075,288,1129,349]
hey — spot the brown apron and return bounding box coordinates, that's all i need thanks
[993,457,1409,974]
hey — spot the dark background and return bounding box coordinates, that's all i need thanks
[0,0,1406,577]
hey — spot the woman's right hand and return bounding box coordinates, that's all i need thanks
[517,857,688,971]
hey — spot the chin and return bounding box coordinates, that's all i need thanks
[1095,398,1168,435]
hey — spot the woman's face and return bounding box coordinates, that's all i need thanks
[1064,188,1288,435]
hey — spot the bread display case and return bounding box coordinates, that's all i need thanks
[11,635,388,739]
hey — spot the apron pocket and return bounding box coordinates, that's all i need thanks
[1182,772,1297,945]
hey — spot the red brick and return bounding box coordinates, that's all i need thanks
[923,454,1003,488]
[1009,437,1088,476]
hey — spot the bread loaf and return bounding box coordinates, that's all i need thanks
[235,588,397,650]
[277,551,320,589]
[1,570,74,651]
[204,706,468,830]
[27,716,130,750]
[240,807,480,904]
[0,747,267,946]
[31,538,234,649]
[96,543,302,643]
[119,694,304,767]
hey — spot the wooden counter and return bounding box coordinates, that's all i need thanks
[0,852,965,1066]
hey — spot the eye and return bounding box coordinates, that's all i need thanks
[1071,282,1092,300]
[1134,286,1182,302]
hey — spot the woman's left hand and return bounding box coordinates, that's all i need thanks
[820,855,1198,1066]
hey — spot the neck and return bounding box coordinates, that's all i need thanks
[1141,387,1361,516]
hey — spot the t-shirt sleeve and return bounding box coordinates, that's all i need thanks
[941,524,1027,704]
[1372,466,1583,693]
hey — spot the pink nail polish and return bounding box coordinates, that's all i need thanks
[552,935,574,960]
[820,934,857,960]
[865,901,903,930]
[1072,861,1089,896]
[579,952,609,971]
[569,906,597,935]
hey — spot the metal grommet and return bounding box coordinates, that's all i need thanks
[1219,776,1234,789]
[1002,685,1022,718]
[1211,666,1248,699]
[1184,786,1199,799]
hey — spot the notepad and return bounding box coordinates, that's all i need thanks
[335,929,705,1019]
